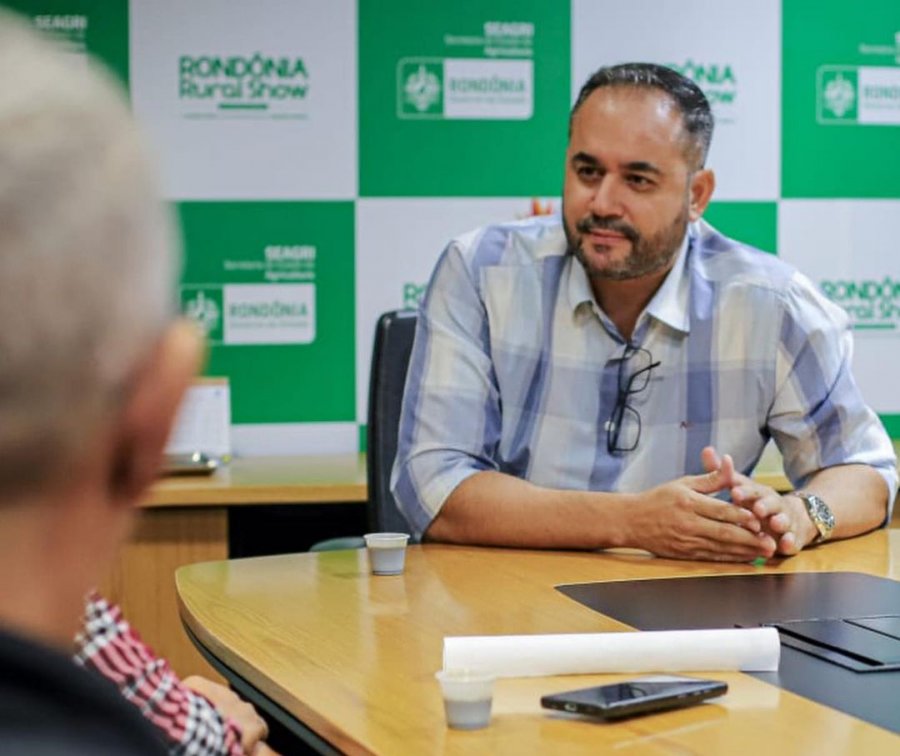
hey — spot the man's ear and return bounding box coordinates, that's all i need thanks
[688,168,715,222]
[108,320,203,506]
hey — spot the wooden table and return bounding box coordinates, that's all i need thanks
[100,454,367,678]
[176,522,900,754]
[103,440,889,680]
[148,453,368,507]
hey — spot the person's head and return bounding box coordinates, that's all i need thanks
[0,15,200,642]
[563,62,716,284]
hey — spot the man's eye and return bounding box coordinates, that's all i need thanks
[627,175,653,188]
[576,165,598,180]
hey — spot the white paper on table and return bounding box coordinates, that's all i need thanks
[166,378,231,458]
[442,627,780,678]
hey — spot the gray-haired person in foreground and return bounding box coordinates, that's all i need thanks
[0,15,275,755]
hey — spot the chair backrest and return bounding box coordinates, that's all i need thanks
[366,309,418,535]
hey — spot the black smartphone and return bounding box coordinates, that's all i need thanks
[540,675,728,720]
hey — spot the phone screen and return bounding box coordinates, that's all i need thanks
[541,675,727,720]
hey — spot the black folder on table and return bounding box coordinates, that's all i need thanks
[556,572,900,733]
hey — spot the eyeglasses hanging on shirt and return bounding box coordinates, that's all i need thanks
[606,344,661,454]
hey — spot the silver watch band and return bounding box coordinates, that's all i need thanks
[792,491,834,543]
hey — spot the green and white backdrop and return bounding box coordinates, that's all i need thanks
[7,0,899,455]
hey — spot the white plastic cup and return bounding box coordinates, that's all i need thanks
[363,532,409,575]
[435,669,495,730]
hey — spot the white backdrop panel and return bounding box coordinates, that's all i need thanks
[571,0,781,201]
[779,199,900,413]
[130,0,357,200]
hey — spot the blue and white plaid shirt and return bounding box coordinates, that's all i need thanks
[392,214,897,540]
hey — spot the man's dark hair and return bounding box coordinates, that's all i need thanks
[570,62,714,169]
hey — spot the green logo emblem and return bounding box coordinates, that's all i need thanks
[398,59,443,118]
[402,282,426,309]
[824,73,856,117]
[182,287,223,343]
[817,67,858,123]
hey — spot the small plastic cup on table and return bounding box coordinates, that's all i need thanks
[435,669,495,730]
[363,532,410,575]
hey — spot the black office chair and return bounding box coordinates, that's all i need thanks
[365,309,418,535]
[309,309,417,551]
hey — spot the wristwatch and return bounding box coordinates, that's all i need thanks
[793,491,835,544]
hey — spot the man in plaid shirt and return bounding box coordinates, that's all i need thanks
[76,591,270,755]
[394,63,895,558]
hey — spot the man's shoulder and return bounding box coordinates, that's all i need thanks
[0,627,167,755]
[690,220,846,327]
[691,219,797,292]
[449,213,566,271]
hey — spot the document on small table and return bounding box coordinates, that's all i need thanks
[165,378,231,460]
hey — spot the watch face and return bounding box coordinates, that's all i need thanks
[807,494,835,536]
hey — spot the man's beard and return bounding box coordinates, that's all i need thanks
[563,201,689,281]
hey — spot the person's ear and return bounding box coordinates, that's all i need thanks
[688,168,715,222]
[108,319,203,506]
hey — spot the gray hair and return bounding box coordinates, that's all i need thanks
[0,15,178,493]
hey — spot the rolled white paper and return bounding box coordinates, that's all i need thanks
[443,627,780,678]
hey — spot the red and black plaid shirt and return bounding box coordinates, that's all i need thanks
[74,591,244,756]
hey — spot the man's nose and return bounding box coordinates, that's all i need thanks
[588,175,625,218]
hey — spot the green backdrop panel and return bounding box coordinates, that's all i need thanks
[704,201,777,254]
[177,201,355,424]
[880,415,900,438]
[782,0,900,198]
[1,0,129,86]
[359,0,570,197]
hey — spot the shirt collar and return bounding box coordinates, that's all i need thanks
[565,252,596,314]
[564,223,695,336]
[645,226,692,335]
[535,217,568,260]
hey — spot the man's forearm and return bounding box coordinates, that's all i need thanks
[798,463,890,540]
[424,470,632,550]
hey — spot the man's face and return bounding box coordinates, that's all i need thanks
[563,86,701,281]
